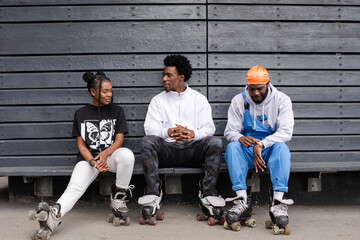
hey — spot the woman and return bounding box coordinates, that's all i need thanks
[29,71,135,239]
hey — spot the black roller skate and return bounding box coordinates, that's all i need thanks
[265,188,294,235]
[107,184,134,227]
[138,190,163,226]
[224,188,256,231]
[197,180,225,226]
[28,202,61,240]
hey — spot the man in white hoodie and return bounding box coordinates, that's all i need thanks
[138,54,224,226]
[223,66,294,232]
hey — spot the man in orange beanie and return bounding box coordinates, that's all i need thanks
[223,66,295,233]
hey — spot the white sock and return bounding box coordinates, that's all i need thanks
[236,190,247,204]
[273,191,284,201]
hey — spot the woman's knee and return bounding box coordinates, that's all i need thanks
[112,147,135,166]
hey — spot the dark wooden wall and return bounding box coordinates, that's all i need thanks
[1,0,359,171]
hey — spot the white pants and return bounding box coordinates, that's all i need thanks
[57,147,135,217]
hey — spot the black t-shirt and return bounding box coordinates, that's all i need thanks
[72,104,128,161]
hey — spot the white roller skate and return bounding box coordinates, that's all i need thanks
[197,180,225,226]
[265,190,294,235]
[107,185,134,227]
[28,202,61,240]
[197,194,226,226]
[137,190,163,226]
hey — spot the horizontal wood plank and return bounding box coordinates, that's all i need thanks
[1,22,206,54]
[0,5,205,22]
[208,70,360,86]
[2,119,360,139]
[209,87,359,102]
[208,54,359,69]
[1,103,359,123]
[0,87,207,105]
[209,22,360,52]
[0,105,149,122]
[2,152,359,168]
[1,136,359,155]
[208,0,360,5]
[0,121,146,139]
[212,103,360,119]
[0,54,206,72]
[0,71,206,89]
[208,5,360,21]
[214,119,360,136]
[0,0,206,5]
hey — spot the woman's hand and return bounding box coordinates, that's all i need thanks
[93,152,110,172]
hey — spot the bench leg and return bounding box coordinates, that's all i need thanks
[99,175,115,196]
[165,175,182,194]
[34,177,53,197]
[247,173,260,192]
[307,172,327,192]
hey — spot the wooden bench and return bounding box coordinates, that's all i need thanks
[1,2,359,197]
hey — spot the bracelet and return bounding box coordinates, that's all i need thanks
[88,158,95,166]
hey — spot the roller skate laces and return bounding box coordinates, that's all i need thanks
[270,201,288,218]
[111,185,134,212]
[229,198,248,215]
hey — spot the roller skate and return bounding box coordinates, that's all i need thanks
[28,202,61,240]
[196,180,225,226]
[224,189,256,231]
[265,189,294,235]
[138,190,163,226]
[107,184,134,227]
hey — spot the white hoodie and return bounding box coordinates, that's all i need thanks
[224,83,294,148]
[144,84,215,142]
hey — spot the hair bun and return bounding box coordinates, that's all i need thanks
[96,71,106,78]
[83,71,95,83]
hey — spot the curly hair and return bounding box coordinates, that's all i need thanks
[163,54,192,81]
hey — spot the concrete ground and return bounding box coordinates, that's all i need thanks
[0,177,359,240]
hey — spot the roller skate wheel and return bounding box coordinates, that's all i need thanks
[107,213,114,223]
[272,225,280,235]
[37,211,48,222]
[139,216,145,225]
[284,225,291,235]
[156,211,164,221]
[265,220,273,229]
[231,222,241,231]
[196,212,206,221]
[207,217,216,226]
[113,217,121,227]
[30,229,38,240]
[40,230,51,240]
[124,216,131,226]
[223,221,231,230]
[28,210,36,220]
[247,219,257,228]
[218,217,225,225]
[149,216,157,226]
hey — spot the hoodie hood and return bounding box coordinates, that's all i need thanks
[244,83,278,130]
[244,82,277,106]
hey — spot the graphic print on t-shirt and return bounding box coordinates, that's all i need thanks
[81,119,116,150]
